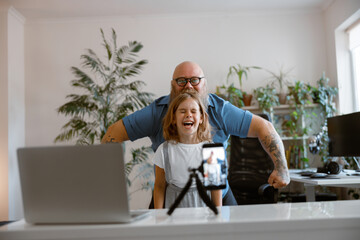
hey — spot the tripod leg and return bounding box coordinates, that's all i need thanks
[167,174,194,215]
[195,174,218,215]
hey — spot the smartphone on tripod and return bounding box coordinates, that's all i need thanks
[201,143,227,190]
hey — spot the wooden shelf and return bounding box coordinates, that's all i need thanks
[242,104,319,114]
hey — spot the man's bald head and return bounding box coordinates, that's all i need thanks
[170,61,207,104]
[172,61,204,80]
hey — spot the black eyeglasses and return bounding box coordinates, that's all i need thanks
[174,77,204,87]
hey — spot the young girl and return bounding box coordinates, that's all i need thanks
[153,90,222,209]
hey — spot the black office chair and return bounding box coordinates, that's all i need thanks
[228,113,278,205]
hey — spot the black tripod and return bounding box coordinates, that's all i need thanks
[167,167,218,216]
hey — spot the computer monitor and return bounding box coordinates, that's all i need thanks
[328,111,360,157]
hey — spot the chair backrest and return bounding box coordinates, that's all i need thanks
[228,113,278,205]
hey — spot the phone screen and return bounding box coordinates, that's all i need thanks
[202,143,227,190]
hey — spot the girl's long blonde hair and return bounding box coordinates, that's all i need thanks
[163,90,212,143]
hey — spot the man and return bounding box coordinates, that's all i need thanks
[102,61,290,205]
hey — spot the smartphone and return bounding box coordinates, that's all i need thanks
[201,143,227,190]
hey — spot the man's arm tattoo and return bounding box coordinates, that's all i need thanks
[103,136,116,143]
[260,133,287,172]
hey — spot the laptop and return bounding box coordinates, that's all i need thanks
[17,144,150,224]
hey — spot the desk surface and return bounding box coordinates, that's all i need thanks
[290,169,360,187]
[1,200,360,240]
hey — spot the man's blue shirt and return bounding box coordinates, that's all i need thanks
[122,93,253,197]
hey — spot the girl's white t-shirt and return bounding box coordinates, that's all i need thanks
[153,142,204,188]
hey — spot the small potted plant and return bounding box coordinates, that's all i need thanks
[287,80,312,106]
[253,85,279,113]
[216,83,244,108]
[265,66,292,105]
[226,64,261,106]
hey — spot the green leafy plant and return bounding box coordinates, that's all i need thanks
[216,84,244,107]
[287,80,312,106]
[283,81,312,137]
[310,73,338,163]
[253,85,279,113]
[125,146,154,196]
[54,28,155,195]
[285,74,338,168]
[310,72,338,118]
[281,111,300,137]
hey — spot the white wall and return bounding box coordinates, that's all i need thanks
[0,4,25,221]
[23,10,329,210]
[324,0,360,114]
[25,11,330,146]
[8,7,25,220]
[0,5,9,221]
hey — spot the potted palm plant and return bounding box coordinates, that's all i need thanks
[54,28,155,196]
[226,64,261,106]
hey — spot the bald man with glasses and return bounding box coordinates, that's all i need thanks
[102,61,290,206]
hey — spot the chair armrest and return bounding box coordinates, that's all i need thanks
[258,183,276,197]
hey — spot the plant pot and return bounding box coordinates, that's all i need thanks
[278,92,287,105]
[243,94,253,106]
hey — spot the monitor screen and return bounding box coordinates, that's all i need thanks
[328,111,360,157]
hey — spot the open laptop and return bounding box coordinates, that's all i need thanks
[17,144,150,224]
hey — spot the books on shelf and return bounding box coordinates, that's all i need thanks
[286,144,304,169]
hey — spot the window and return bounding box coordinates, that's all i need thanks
[348,20,360,111]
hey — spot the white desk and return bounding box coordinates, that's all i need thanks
[290,169,360,201]
[1,201,360,240]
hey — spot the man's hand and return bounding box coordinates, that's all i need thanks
[268,169,290,189]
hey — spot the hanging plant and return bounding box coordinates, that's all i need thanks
[310,72,338,163]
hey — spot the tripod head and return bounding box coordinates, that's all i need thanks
[188,164,204,177]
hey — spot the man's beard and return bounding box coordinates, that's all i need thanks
[170,84,209,108]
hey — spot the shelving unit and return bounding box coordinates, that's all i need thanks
[242,104,322,169]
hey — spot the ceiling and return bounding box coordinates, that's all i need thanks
[4,0,334,20]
